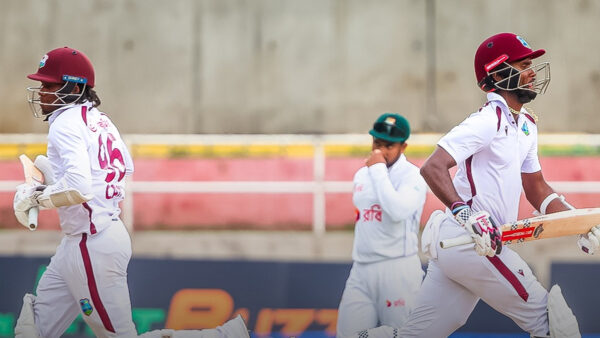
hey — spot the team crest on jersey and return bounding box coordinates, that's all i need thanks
[516,36,530,48]
[79,298,93,316]
[521,121,530,136]
[39,55,49,68]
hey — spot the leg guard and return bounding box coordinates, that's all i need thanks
[548,285,581,338]
[138,315,249,338]
[14,293,40,338]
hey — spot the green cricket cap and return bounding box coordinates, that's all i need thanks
[368,113,410,143]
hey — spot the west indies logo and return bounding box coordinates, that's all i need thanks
[80,298,93,316]
[39,55,49,68]
[522,121,530,136]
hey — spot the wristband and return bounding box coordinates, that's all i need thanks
[539,193,559,215]
[452,204,469,215]
[450,201,467,210]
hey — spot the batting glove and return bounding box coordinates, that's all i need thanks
[13,183,44,228]
[577,225,600,255]
[455,208,502,257]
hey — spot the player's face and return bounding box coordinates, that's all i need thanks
[372,138,407,167]
[38,82,65,114]
[510,58,535,89]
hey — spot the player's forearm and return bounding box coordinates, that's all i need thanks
[368,164,425,221]
[420,146,464,208]
[376,182,425,221]
[420,161,461,208]
[522,171,571,214]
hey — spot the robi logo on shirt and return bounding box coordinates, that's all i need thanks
[362,204,382,222]
[386,298,406,307]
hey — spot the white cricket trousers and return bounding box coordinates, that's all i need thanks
[336,255,424,337]
[34,220,137,338]
[398,217,549,337]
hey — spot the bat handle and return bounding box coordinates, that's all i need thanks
[440,234,473,249]
[27,207,39,231]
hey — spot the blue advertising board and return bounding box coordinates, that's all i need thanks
[0,256,598,337]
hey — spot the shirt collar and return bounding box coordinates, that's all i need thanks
[47,101,92,125]
[486,92,522,119]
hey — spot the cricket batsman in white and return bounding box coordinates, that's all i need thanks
[14,46,249,338]
[402,32,600,338]
[336,113,427,337]
[344,33,600,338]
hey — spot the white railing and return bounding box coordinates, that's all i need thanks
[119,133,445,234]
[2,133,600,234]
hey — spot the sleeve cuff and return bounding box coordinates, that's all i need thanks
[367,162,388,180]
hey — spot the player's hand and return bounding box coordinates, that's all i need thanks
[13,183,44,227]
[455,208,502,257]
[365,149,385,167]
[577,225,600,254]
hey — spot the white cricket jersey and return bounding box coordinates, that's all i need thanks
[438,92,541,225]
[46,102,134,235]
[351,154,427,263]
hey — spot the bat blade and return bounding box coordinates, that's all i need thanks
[440,208,600,248]
[18,154,45,230]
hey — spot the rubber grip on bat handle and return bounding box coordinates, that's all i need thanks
[27,207,39,231]
[439,234,473,249]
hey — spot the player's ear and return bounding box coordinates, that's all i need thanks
[71,84,81,94]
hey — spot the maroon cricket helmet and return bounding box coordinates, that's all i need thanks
[27,46,95,88]
[474,33,545,90]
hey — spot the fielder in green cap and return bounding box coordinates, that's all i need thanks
[336,112,427,336]
[367,112,411,168]
[369,112,410,144]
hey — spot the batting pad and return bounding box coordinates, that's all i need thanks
[548,284,581,338]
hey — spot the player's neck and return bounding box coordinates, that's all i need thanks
[500,92,523,120]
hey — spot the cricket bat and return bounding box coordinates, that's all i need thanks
[19,154,45,230]
[440,208,600,249]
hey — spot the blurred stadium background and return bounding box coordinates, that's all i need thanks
[1,1,600,337]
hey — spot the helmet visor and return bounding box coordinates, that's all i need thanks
[489,61,550,94]
[26,83,85,118]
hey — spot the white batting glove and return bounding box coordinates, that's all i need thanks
[13,183,44,228]
[577,225,600,255]
[455,208,502,257]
